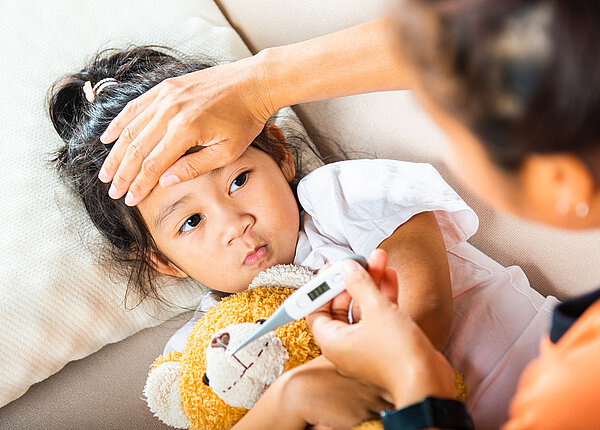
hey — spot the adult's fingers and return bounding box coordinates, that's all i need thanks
[308,260,388,353]
[309,261,356,326]
[159,141,247,185]
[307,308,355,359]
[328,291,353,323]
[108,117,170,202]
[99,105,157,187]
[366,249,387,285]
[341,260,391,316]
[123,127,200,205]
[100,85,160,144]
[380,267,399,304]
[370,396,395,415]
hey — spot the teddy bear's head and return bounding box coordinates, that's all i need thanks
[204,322,288,409]
[143,264,321,429]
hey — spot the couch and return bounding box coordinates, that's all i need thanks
[1,0,598,428]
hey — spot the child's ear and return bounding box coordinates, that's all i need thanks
[267,122,296,182]
[278,146,296,182]
[149,251,188,278]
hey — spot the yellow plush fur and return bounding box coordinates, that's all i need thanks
[148,286,467,430]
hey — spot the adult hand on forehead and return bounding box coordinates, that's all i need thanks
[98,57,275,206]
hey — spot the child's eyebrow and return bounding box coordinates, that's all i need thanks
[154,193,192,232]
[153,166,227,232]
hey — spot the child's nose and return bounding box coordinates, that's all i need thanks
[221,213,254,245]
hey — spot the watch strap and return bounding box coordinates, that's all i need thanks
[380,396,474,430]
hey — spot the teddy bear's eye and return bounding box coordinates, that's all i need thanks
[256,319,266,324]
[203,373,210,386]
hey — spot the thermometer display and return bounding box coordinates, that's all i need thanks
[307,282,331,301]
[230,254,367,357]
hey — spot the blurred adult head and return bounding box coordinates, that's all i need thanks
[395,0,600,229]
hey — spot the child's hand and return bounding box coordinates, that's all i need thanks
[281,356,392,428]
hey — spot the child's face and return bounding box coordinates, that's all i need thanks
[137,146,300,293]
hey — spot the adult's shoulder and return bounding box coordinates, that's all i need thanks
[505,293,600,430]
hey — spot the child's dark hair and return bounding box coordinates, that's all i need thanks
[48,46,315,306]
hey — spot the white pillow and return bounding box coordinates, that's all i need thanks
[0,0,320,407]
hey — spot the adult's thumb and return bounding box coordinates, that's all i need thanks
[342,260,389,315]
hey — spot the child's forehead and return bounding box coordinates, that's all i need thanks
[141,147,275,227]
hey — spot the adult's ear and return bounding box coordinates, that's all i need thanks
[148,251,188,278]
[519,153,599,229]
[267,122,296,182]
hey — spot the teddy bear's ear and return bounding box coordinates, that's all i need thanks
[144,354,189,429]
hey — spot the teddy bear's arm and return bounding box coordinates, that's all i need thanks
[144,351,190,429]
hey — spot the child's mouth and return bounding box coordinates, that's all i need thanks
[244,245,268,267]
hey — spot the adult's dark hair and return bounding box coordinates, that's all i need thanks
[48,46,314,305]
[397,0,600,172]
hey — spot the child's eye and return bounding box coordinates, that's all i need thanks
[229,171,249,194]
[179,213,204,233]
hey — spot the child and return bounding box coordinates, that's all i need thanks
[49,46,559,429]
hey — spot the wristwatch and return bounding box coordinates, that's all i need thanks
[380,396,474,430]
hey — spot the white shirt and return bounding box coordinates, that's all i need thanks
[165,159,559,429]
[294,159,478,269]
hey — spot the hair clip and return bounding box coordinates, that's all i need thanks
[83,78,118,102]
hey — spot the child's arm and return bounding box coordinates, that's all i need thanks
[232,356,390,430]
[377,211,453,350]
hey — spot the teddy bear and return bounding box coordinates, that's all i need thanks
[143,264,467,430]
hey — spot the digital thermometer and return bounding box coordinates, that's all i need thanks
[230,254,367,356]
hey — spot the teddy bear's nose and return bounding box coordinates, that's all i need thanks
[211,332,230,349]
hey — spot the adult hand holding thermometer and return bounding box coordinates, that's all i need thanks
[230,254,367,356]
